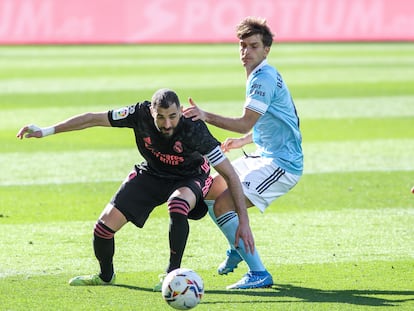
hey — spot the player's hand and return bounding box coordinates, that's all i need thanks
[183,98,206,121]
[16,124,42,139]
[235,221,255,254]
[16,124,54,139]
[221,137,244,152]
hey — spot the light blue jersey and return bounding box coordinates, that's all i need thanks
[245,59,303,175]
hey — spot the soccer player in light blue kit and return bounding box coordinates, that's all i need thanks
[184,16,303,289]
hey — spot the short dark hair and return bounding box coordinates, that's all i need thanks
[151,88,180,109]
[236,16,274,47]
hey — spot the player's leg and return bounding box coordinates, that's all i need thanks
[213,191,273,289]
[205,174,244,274]
[154,173,212,292]
[69,169,140,286]
[205,198,243,275]
[213,189,267,273]
[95,204,127,281]
[209,157,280,288]
[153,186,197,292]
[69,204,127,286]
[69,168,165,287]
[223,157,300,289]
[166,187,196,272]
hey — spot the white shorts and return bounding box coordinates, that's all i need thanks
[231,156,301,212]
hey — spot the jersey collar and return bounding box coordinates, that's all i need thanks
[248,59,268,79]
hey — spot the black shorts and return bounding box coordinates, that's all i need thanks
[110,166,212,228]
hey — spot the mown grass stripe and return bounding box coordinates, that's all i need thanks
[0,75,243,94]
[1,55,413,69]
[1,207,412,278]
[303,139,414,173]
[1,139,412,186]
[296,96,414,119]
[1,69,412,93]
[2,95,413,129]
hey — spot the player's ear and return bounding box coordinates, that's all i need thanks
[149,105,157,118]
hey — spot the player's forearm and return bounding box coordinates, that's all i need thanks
[226,175,249,223]
[240,133,253,145]
[230,186,250,226]
[204,112,251,134]
[54,112,110,134]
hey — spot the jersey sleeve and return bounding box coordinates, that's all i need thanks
[245,73,273,115]
[205,145,226,166]
[108,103,141,128]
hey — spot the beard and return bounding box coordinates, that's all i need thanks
[159,127,174,138]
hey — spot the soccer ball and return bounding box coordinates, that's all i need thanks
[161,268,204,310]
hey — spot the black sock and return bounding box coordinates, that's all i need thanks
[93,225,115,282]
[167,212,189,272]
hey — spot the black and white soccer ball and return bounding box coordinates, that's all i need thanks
[161,268,204,310]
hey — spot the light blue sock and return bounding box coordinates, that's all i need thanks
[205,200,218,225]
[205,200,236,252]
[216,211,266,272]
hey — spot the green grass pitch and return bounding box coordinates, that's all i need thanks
[0,43,413,310]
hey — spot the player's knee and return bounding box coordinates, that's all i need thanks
[214,196,233,217]
[168,197,190,216]
[94,220,115,239]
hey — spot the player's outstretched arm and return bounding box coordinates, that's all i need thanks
[17,112,110,139]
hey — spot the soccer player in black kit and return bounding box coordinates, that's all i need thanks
[17,88,254,290]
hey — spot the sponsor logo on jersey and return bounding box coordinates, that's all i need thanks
[112,107,129,120]
[143,136,184,165]
[251,83,265,97]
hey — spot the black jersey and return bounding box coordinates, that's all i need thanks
[108,101,222,179]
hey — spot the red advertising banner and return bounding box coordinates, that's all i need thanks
[0,0,413,44]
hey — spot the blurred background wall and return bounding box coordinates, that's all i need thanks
[0,0,413,44]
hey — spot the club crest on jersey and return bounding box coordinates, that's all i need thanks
[144,137,152,145]
[112,107,129,120]
[173,141,183,153]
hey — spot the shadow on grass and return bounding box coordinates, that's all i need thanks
[206,284,414,307]
[114,283,414,307]
[114,284,154,293]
